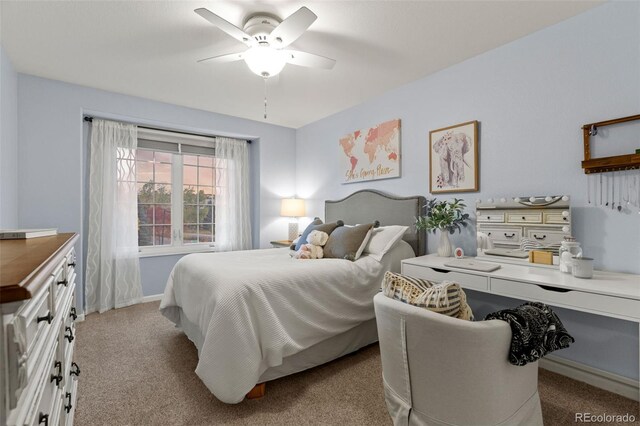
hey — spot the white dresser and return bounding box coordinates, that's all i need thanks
[476,199,571,248]
[1,233,80,426]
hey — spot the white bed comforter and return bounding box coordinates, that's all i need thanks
[160,246,411,403]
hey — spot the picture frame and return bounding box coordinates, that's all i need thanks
[429,120,479,194]
[339,119,401,184]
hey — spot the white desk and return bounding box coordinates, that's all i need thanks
[401,254,640,399]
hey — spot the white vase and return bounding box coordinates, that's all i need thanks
[437,230,453,257]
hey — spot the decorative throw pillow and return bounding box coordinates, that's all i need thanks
[381,271,474,320]
[324,223,375,261]
[295,219,344,251]
[364,225,409,261]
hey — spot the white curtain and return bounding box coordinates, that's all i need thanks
[86,119,143,313]
[214,137,252,251]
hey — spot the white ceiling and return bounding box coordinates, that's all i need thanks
[0,1,601,128]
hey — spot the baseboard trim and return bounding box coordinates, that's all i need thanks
[76,313,85,322]
[142,294,163,303]
[539,355,639,401]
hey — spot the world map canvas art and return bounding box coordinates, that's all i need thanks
[339,119,401,184]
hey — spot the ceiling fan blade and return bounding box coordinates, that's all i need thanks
[269,7,317,48]
[195,8,254,46]
[283,50,336,70]
[197,52,245,64]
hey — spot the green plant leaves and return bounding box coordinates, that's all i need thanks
[415,198,470,234]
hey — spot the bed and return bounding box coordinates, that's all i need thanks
[159,190,426,403]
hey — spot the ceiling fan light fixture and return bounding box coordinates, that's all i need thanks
[244,46,287,78]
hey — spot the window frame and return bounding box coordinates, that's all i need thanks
[132,129,219,256]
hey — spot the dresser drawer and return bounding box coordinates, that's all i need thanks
[29,341,61,426]
[479,226,522,245]
[50,258,69,313]
[10,329,58,426]
[490,278,640,321]
[402,263,489,292]
[53,271,76,318]
[66,247,77,276]
[507,212,542,224]
[49,390,64,426]
[525,229,566,245]
[477,212,504,223]
[6,283,56,407]
[543,211,570,225]
[10,282,54,357]
[62,376,78,426]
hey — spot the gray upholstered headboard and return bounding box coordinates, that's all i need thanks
[325,190,427,256]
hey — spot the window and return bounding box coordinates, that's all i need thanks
[182,155,216,244]
[118,128,221,254]
[136,150,173,247]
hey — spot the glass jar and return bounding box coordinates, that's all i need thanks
[559,237,582,273]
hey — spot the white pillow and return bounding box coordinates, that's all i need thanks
[354,227,374,260]
[364,225,409,261]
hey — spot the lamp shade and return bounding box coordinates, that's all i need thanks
[280,198,306,217]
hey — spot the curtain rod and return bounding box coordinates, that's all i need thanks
[83,116,251,144]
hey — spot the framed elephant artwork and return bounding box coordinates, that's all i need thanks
[429,120,479,194]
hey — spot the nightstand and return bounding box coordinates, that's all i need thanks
[270,240,293,248]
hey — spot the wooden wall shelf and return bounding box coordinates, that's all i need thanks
[581,114,640,174]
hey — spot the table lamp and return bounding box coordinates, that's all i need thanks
[281,198,306,241]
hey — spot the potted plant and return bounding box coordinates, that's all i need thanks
[416,198,470,257]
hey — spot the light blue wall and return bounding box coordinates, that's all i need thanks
[295,2,640,380]
[0,46,18,228]
[17,74,296,310]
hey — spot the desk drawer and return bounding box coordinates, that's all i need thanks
[490,278,640,321]
[402,263,489,292]
[507,212,542,224]
[479,226,522,245]
[525,229,566,245]
[543,211,570,225]
[477,212,504,223]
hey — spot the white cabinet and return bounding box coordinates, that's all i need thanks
[477,202,571,250]
[1,234,80,426]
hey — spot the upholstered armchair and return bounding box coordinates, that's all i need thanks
[373,293,543,426]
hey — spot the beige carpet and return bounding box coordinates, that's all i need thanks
[74,302,639,425]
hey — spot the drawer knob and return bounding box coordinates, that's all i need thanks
[430,267,451,274]
[38,413,49,426]
[64,392,73,413]
[504,233,516,238]
[57,279,68,287]
[37,312,53,324]
[68,262,76,267]
[534,234,546,240]
[70,307,78,321]
[71,362,81,376]
[65,326,75,342]
[51,361,63,386]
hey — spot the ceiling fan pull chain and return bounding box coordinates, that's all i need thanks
[263,77,268,120]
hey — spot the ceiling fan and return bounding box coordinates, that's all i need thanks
[195,6,336,79]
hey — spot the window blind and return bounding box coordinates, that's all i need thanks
[137,128,216,156]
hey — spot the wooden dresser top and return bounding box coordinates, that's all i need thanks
[0,233,78,303]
